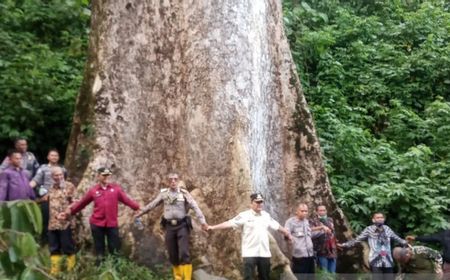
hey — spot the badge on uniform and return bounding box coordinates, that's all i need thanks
[176,193,184,201]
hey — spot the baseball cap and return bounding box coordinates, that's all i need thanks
[250,193,264,202]
[97,167,112,175]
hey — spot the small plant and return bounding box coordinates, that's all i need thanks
[59,254,171,280]
[0,200,50,279]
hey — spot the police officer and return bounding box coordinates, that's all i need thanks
[0,138,39,179]
[136,173,208,280]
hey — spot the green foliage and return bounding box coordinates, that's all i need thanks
[0,0,90,160]
[58,254,171,280]
[284,0,450,235]
[0,200,169,279]
[0,201,49,279]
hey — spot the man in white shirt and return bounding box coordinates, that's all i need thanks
[208,192,291,280]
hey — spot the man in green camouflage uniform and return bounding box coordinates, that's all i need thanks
[393,246,443,280]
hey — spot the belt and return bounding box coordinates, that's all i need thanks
[165,217,186,226]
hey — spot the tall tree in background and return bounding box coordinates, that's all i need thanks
[0,0,89,159]
[65,0,355,277]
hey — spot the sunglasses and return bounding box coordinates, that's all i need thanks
[254,201,264,204]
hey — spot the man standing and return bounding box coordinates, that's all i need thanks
[338,212,407,280]
[64,167,140,264]
[30,149,67,243]
[1,138,39,179]
[136,173,208,280]
[47,166,77,276]
[285,203,327,279]
[207,193,291,280]
[0,150,35,201]
[310,205,337,273]
[407,231,450,278]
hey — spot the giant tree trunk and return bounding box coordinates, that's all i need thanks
[66,0,357,278]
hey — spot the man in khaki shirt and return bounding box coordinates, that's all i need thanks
[285,204,327,279]
[136,173,208,280]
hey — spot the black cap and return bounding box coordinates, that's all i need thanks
[250,193,264,202]
[97,167,112,175]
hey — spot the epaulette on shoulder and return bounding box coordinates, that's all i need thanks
[160,188,168,193]
[179,188,188,193]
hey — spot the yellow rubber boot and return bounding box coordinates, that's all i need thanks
[66,254,76,271]
[50,255,62,276]
[172,265,182,280]
[180,264,192,280]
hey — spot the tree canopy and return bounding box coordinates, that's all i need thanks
[0,0,89,160]
[284,0,450,234]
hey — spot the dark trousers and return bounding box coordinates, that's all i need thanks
[90,224,121,262]
[165,221,190,265]
[48,228,75,255]
[243,257,271,280]
[443,262,450,280]
[40,201,49,244]
[292,257,315,280]
[371,266,394,280]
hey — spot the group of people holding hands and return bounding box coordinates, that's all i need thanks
[1,138,449,280]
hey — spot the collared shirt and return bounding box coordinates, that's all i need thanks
[141,187,206,224]
[342,225,407,268]
[285,217,323,258]
[310,216,337,258]
[228,209,280,258]
[0,166,35,201]
[48,181,76,230]
[32,164,67,191]
[70,183,139,227]
[1,152,39,179]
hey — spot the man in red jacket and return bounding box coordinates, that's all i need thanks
[62,167,140,263]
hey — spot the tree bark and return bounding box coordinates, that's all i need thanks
[66,0,358,277]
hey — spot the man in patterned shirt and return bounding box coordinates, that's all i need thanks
[338,212,408,280]
[310,205,337,273]
[47,166,76,276]
[30,149,67,244]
